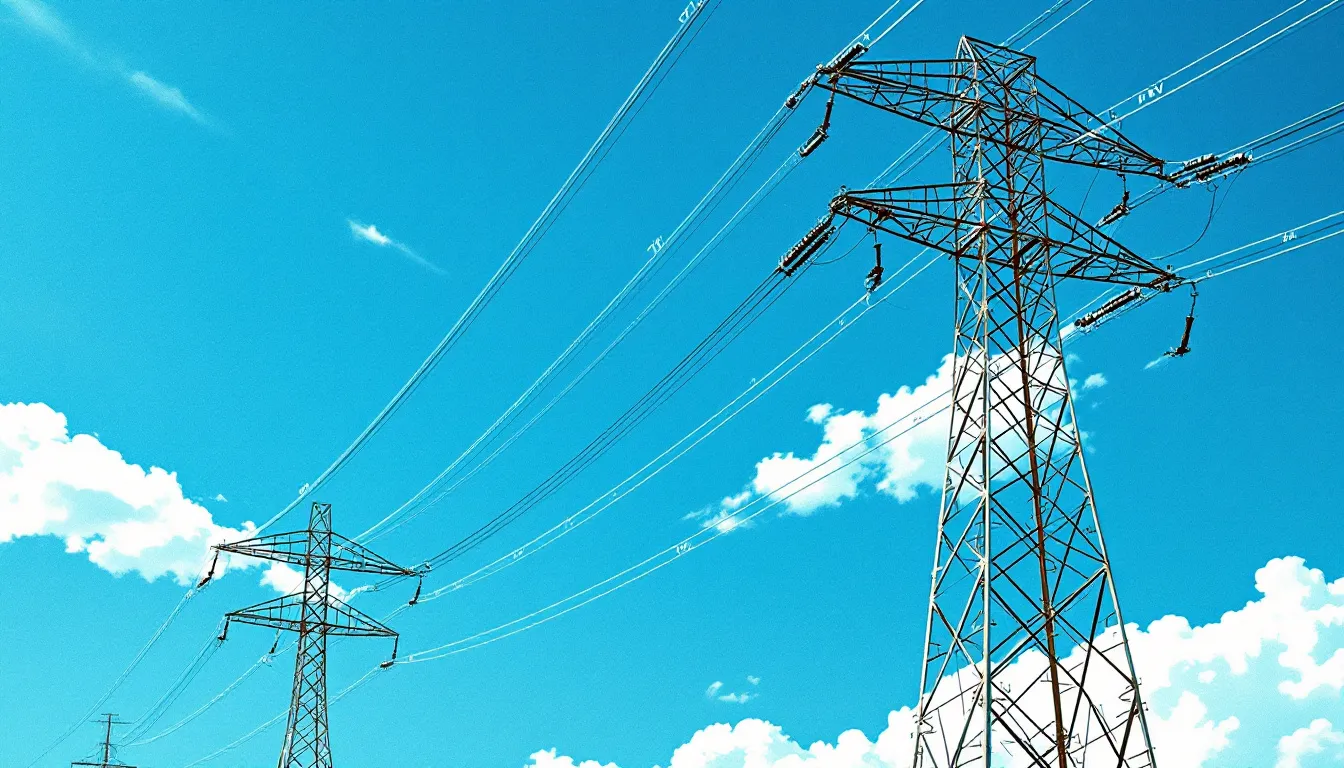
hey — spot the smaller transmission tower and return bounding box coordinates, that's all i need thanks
[216,502,415,768]
[71,714,135,768]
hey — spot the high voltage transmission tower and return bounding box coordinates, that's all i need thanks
[783,37,1215,767]
[213,502,416,768]
[70,714,135,768]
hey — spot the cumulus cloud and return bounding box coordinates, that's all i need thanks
[260,561,349,602]
[0,402,256,585]
[691,351,1116,528]
[2,0,208,124]
[348,219,445,276]
[692,356,955,526]
[1277,719,1344,768]
[528,556,1344,768]
[527,749,618,768]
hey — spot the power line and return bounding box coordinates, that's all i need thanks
[252,0,722,536]
[355,0,934,546]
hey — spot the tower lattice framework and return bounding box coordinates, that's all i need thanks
[216,502,415,768]
[788,36,1195,767]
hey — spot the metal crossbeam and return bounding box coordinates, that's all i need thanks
[815,37,1168,179]
[216,503,411,768]
[70,714,135,768]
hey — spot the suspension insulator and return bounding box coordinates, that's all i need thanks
[822,42,869,74]
[778,216,837,276]
[1195,152,1251,182]
[798,127,828,157]
[1180,153,1218,172]
[1074,287,1142,329]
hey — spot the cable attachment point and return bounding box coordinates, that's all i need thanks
[216,618,230,643]
[1170,152,1252,186]
[197,548,221,589]
[1098,187,1131,227]
[1194,152,1251,183]
[865,237,884,293]
[799,93,835,158]
[778,214,837,276]
[1164,284,1199,358]
[408,575,424,607]
[784,74,819,110]
[819,42,869,76]
[380,638,400,669]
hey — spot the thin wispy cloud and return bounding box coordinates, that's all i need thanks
[1081,372,1108,390]
[128,70,206,124]
[348,219,446,276]
[2,0,210,125]
[704,677,758,704]
[2,0,77,50]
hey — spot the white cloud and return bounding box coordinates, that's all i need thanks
[213,492,228,502]
[347,219,445,276]
[706,677,758,705]
[685,490,754,533]
[260,562,349,602]
[1082,372,1108,389]
[530,556,1344,768]
[349,220,392,247]
[3,1,208,123]
[0,402,257,585]
[129,70,207,124]
[693,351,1118,526]
[527,749,618,768]
[2,0,74,47]
[805,404,832,424]
[1277,719,1344,768]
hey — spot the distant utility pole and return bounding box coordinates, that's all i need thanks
[782,36,1214,768]
[215,502,415,768]
[71,714,135,768]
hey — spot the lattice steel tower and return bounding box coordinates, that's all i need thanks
[70,714,135,768]
[784,37,1201,767]
[216,502,415,768]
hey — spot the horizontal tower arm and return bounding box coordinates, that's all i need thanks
[216,531,416,577]
[814,41,1167,178]
[224,593,397,638]
[825,184,1176,287]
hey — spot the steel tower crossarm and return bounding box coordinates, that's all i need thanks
[224,593,398,638]
[217,502,412,768]
[826,184,1177,287]
[813,37,1168,178]
[216,530,417,577]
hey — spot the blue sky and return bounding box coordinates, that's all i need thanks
[1,0,1343,766]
